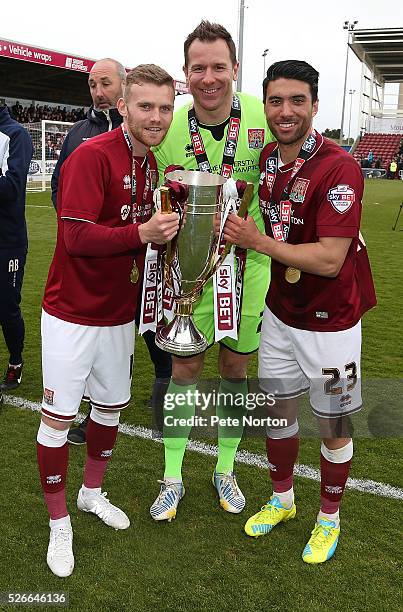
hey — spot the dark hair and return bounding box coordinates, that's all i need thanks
[124,64,174,100]
[184,20,237,66]
[262,60,319,103]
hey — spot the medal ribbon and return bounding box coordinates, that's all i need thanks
[187,94,241,178]
[122,125,152,224]
[188,96,244,340]
[138,189,180,335]
[213,185,238,340]
[264,131,317,242]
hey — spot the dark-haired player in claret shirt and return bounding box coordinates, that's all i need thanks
[37,64,183,578]
[223,60,376,565]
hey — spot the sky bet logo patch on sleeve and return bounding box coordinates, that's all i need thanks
[327,184,355,214]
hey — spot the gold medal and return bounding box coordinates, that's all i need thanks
[285,267,301,284]
[130,261,139,284]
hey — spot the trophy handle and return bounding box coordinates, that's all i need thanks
[208,181,254,278]
[160,185,172,212]
[160,185,185,292]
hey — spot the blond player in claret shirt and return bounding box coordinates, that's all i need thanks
[37,65,183,578]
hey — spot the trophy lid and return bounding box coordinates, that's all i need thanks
[165,169,227,187]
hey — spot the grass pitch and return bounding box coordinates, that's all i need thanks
[0,180,402,611]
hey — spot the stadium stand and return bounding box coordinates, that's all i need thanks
[0,38,189,190]
[348,29,403,178]
[0,38,187,106]
[10,101,86,124]
[353,133,401,168]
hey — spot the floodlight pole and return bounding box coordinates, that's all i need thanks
[348,89,356,144]
[237,0,245,91]
[340,20,358,145]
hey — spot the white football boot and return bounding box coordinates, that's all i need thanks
[47,521,74,578]
[77,486,130,530]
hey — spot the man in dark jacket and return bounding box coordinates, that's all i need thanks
[51,58,126,207]
[0,105,34,402]
[51,58,172,443]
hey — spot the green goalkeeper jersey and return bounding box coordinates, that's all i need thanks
[153,92,273,352]
[153,92,271,232]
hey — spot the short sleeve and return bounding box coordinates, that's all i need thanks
[316,159,363,238]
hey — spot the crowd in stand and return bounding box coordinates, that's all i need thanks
[11,101,86,124]
[387,137,403,179]
[360,137,403,179]
[44,133,68,160]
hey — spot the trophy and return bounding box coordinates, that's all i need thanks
[155,169,253,356]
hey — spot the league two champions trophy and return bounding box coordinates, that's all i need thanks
[155,169,253,356]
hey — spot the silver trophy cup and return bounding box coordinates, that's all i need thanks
[155,169,253,356]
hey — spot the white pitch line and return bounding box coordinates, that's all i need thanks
[4,394,403,502]
[26,205,53,208]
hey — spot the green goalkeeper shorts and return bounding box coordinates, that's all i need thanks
[192,249,270,354]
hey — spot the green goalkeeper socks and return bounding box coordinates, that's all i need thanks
[163,380,196,481]
[215,377,248,474]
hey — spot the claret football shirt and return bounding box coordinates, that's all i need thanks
[259,134,375,331]
[43,127,156,326]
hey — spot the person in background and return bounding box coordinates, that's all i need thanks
[387,158,397,179]
[0,103,33,401]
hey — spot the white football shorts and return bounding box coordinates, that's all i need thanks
[258,307,362,418]
[41,310,135,422]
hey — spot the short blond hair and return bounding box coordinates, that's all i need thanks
[124,64,174,100]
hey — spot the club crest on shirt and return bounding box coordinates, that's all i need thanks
[290,178,310,203]
[123,174,131,190]
[248,128,265,149]
[327,184,355,214]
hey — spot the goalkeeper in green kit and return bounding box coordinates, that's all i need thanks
[150,20,272,521]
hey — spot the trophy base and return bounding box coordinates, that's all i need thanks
[155,315,208,356]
